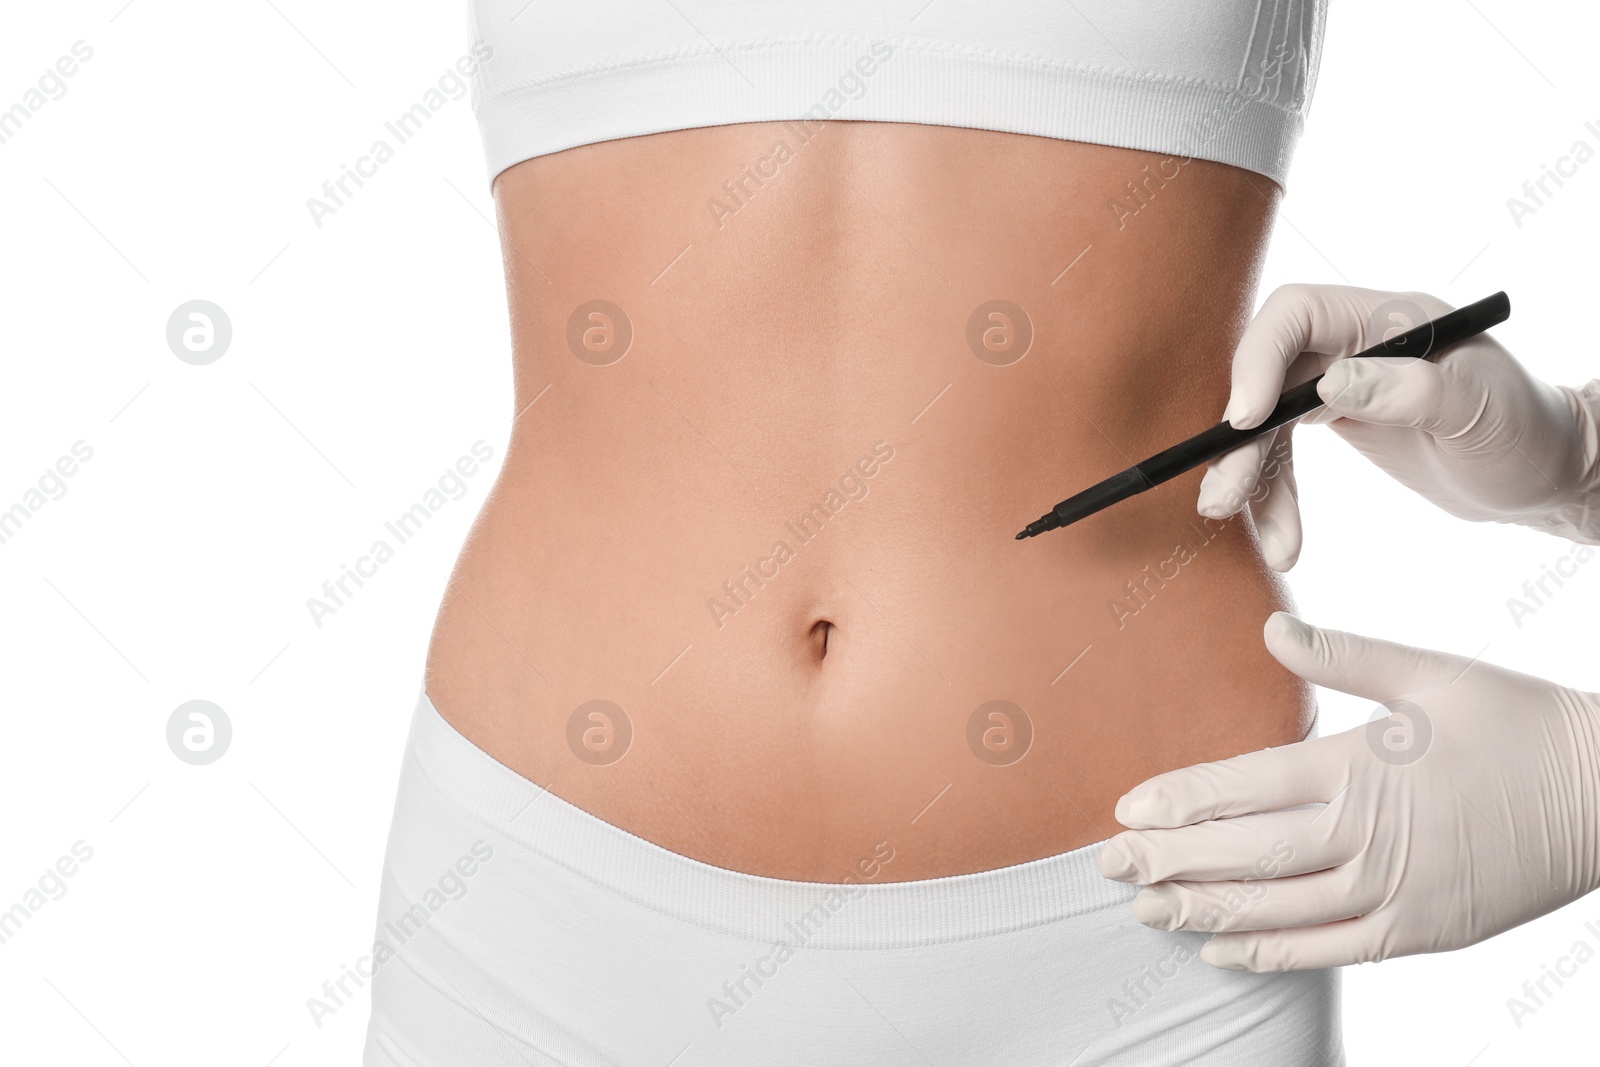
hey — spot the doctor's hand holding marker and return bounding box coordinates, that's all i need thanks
[1098,283,1600,973]
[1200,283,1600,570]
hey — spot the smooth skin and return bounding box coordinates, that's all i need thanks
[425,121,1312,882]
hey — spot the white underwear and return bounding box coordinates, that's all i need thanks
[363,693,1344,1066]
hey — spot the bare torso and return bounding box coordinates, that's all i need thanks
[425,120,1311,882]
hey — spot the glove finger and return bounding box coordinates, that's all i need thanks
[1317,356,1483,437]
[1225,284,1414,430]
[1113,737,1346,830]
[1102,806,1349,884]
[1250,431,1302,572]
[1134,865,1385,934]
[1201,914,1397,972]
[1263,613,1470,700]
[1198,431,1277,519]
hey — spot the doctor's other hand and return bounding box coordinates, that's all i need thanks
[1201,283,1600,570]
[1098,612,1600,973]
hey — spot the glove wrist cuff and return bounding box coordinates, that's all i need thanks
[1560,687,1600,896]
[1517,380,1600,545]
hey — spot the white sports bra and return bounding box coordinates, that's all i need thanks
[467,0,1325,187]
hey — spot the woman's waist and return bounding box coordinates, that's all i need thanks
[455,439,1289,650]
[426,477,1309,880]
[441,501,1294,689]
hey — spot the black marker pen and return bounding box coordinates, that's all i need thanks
[1017,291,1512,540]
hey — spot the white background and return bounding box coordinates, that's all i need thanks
[2,1,1597,1064]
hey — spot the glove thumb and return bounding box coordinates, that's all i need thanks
[1263,612,1462,702]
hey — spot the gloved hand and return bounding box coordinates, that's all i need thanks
[1201,283,1600,570]
[1098,612,1600,972]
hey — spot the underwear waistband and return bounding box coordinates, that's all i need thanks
[406,690,1133,950]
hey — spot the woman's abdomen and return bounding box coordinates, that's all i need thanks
[425,121,1312,881]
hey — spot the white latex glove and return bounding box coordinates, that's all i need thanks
[1201,284,1600,570]
[1097,612,1600,972]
